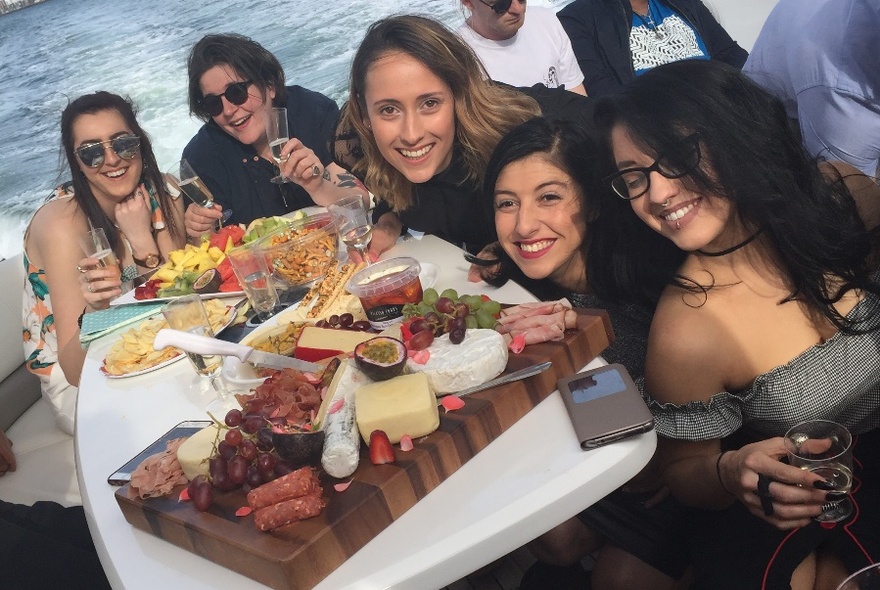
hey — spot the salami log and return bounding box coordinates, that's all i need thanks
[246,466,320,510]
[253,492,325,531]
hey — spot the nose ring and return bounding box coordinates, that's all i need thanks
[662,199,670,207]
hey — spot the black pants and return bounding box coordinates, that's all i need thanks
[0,500,111,590]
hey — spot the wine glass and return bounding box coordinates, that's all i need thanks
[265,107,290,184]
[837,563,880,590]
[784,419,853,523]
[167,158,233,224]
[225,244,280,323]
[328,194,372,262]
[161,294,233,412]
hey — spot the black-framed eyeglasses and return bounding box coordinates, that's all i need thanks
[75,135,141,168]
[197,80,253,117]
[605,134,702,200]
[476,0,514,15]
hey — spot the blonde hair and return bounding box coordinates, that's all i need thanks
[343,15,541,211]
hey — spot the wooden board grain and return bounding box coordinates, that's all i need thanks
[115,309,613,589]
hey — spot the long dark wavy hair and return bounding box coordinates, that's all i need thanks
[60,91,179,257]
[595,59,880,331]
[477,117,681,306]
[187,33,286,122]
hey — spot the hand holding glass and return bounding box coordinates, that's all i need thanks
[784,419,853,523]
[265,107,290,184]
[79,227,121,292]
[226,245,280,321]
[167,158,232,224]
[328,195,372,261]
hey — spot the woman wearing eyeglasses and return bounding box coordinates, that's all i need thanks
[335,15,594,258]
[22,91,185,435]
[182,33,362,239]
[592,59,880,589]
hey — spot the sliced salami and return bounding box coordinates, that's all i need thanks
[246,466,320,510]
[253,492,326,531]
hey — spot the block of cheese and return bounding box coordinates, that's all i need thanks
[407,329,508,394]
[295,326,376,362]
[176,423,221,480]
[355,372,439,444]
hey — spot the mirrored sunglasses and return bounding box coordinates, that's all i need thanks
[197,80,253,117]
[75,135,141,168]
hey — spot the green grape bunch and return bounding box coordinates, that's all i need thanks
[402,288,502,349]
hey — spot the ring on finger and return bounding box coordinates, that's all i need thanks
[88,283,94,293]
[756,473,774,517]
[312,164,321,177]
[76,265,86,273]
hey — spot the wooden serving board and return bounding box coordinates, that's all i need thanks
[116,309,613,589]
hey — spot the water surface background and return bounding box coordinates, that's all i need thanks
[0,0,569,259]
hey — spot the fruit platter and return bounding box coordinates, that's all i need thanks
[115,272,615,589]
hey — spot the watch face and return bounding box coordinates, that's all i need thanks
[147,254,160,268]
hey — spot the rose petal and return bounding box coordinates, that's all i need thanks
[328,399,345,415]
[235,506,253,517]
[509,332,526,354]
[411,349,430,365]
[178,488,191,502]
[303,372,322,385]
[333,481,353,492]
[399,435,414,452]
[441,396,465,412]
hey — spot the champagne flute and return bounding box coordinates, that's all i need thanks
[167,158,232,224]
[265,107,290,184]
[161,294,231,410]
[79,227,122,291]
[328,194,372,262]
[784,419,853,523]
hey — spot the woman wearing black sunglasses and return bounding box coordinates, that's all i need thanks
[182,33,363,238]
[22,91,185,435]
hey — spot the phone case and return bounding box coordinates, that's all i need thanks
[557,364,654,449]
[107,420,212,485]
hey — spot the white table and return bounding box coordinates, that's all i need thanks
[76,235,656,590]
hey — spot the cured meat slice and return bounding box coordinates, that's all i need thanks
[130,437,189,499]
[253,493,325,531]
[246,466,320,510]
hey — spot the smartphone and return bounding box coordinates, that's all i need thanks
[557,364,654,449]
[107,420,212,486]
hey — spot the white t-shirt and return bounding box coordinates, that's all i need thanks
[458,6,584,91]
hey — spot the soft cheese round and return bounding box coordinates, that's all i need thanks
[407,329,508,394]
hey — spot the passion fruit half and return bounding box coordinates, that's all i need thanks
[354,336,407,381]
[192,268,222,294]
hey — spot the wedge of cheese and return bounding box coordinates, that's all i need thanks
[355,372,439,444]
[407,329,508,394]
[295,326,376,362]
[176,423,221,480]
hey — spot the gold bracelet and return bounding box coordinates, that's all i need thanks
[716,451,735,496]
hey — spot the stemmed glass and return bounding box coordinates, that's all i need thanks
[167,158,232,224]
[784,419,853,523]
[837,563,880,590]
[265,107,290,184]
[328,194,373,262]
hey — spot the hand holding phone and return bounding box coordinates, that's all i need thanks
[557,364,654,449]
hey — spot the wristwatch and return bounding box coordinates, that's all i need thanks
[133,253,161,269]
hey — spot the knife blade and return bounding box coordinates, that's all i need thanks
[153,329,323,373]
[441,361,553,400]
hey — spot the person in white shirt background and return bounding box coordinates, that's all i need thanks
[457,0,588,95]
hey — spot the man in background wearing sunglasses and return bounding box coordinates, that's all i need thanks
[182,33,363,239]
[457,0,586,95]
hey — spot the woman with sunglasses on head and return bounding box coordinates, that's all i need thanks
[183,33,363,239]
[597,59,880,589]
[23,91,185,435]
[335,15,594,259]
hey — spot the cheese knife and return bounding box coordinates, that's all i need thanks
[154,329,323,373]
[442,361,553,399]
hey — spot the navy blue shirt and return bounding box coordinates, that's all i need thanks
[182,85,339,226]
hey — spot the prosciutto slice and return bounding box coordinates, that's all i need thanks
[495,299,578,345]
[130,437,189,499]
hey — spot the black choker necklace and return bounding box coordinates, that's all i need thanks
[697,229,764,257]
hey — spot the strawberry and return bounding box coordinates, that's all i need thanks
[368,430,396,465]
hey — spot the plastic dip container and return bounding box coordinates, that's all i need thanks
[346,257,422,330]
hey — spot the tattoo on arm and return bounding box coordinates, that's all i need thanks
[335,172,364,190]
